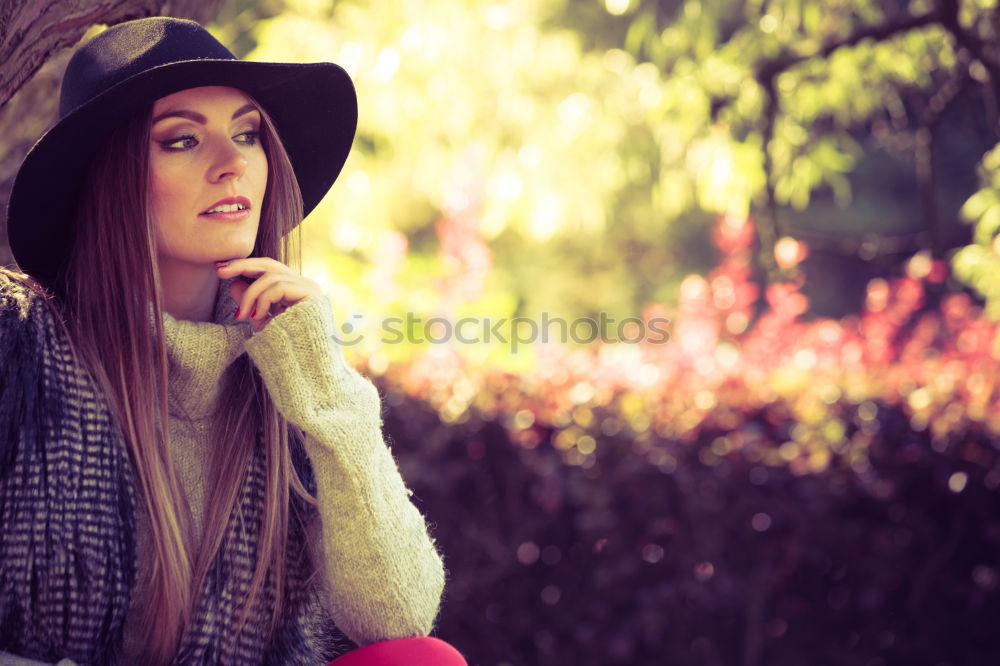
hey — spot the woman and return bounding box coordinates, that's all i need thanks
[0,17,464,666]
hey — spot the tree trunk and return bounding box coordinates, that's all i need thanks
[0,0,225,110]
[0,0,225,267]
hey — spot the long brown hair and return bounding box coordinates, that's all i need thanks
[61,92,315,664]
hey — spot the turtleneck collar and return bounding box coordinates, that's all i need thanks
[161,278,252,420]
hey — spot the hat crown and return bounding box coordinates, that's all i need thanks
[60,17,236,117]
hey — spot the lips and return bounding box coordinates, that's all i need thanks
[200,196,252,215]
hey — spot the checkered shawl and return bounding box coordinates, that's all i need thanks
[0,269,356,665]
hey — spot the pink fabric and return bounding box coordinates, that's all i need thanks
[328,637,467,666]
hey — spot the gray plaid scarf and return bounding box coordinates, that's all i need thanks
[0,268,355,665]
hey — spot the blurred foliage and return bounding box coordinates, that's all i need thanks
[212,0,1000,351]
[382,213,1000,665]
[244,0,714,335]
[391,388,1000,666]
[955,142,1000,319]
[369,213,997,444]
[201,2,1000,662]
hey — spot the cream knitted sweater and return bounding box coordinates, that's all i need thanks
[120,295,445,659]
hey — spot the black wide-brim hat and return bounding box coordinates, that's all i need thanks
[6,16,357,287]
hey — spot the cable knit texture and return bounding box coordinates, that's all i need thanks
[121,294,445,656]
[244,297,446,643]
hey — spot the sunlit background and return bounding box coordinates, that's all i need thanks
[3,0,1000,664]
[216,1,1000,664]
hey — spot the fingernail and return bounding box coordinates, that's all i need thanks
[215,261,228,268]
[235,307,241,318]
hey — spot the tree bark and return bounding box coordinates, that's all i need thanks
[0,0,225,267]
[0,0,225,110]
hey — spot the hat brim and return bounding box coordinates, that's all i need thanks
[8,58,357,287]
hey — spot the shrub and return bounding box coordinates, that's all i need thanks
[369,216,1000,665]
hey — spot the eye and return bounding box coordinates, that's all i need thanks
[159,134,198,151]
[235,130,261,146]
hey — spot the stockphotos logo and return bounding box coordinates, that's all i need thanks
[332,312,671,352]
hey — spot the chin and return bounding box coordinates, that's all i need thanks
[213,235,259,261]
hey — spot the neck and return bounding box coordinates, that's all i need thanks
[157,258,219,322]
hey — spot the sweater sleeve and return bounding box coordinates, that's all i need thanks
[243,296,445,645]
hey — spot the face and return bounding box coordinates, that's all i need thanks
[149,86,268,268]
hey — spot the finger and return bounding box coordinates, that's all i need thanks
[228,280,250,317]
[237,273,290,321]
[247,283,311,331]
[254,280,317,321]
[215,257,295,280]
[241,274,324,318]
[248,283,291,330]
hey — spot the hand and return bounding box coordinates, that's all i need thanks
[215,258,323,332]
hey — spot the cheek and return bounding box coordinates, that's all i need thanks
[148,164,194,251]
[149,163,191,222]
[251,152,268,200]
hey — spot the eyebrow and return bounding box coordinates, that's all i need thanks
[151,103,259,125]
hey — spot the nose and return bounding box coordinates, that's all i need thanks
[207,138,247,183]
